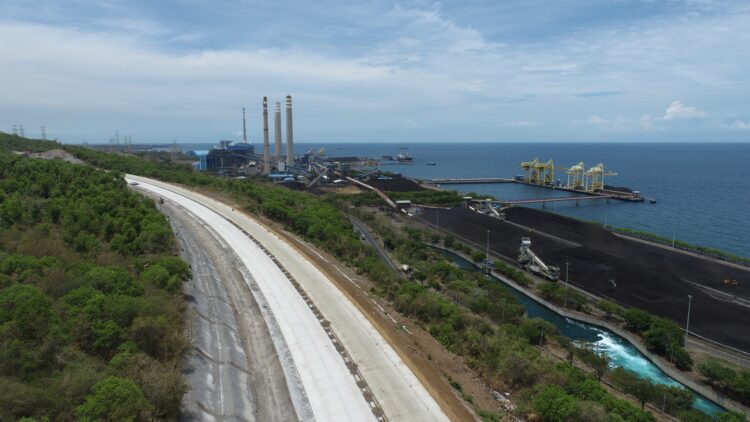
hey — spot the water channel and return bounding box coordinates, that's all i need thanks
[438,249,724,415]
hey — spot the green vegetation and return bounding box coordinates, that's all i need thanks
[622,308,693,370]
[698,359,750,406]
[538,281,590,312]
[0,134,189,420]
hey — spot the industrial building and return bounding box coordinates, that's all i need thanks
[205,140,255,173]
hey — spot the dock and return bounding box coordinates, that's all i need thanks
[426,178,516,185]
[495,195,613,206]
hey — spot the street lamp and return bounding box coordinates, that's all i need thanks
[486,230,490,263]
[564,262,570,307]
[685,295,693,347]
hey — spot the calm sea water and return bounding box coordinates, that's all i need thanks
[180,142,750,258]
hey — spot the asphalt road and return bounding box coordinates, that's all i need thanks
[350,216,403,276]
[129,176,449,422]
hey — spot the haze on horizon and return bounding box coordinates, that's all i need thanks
[1,0,749,144]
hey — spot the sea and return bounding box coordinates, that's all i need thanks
[179,142,750,258]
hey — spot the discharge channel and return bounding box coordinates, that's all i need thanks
[438,249,724,415]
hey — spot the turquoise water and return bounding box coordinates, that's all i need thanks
[440,249,724,415]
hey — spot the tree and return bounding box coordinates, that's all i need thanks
[75,376,150,421]
[715,411,749,422]
[624,308,653,333]
[598,300,621,320]
[625,377,658,410]
[533,384,577,422]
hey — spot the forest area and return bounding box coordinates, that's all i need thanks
[0,135,190,420]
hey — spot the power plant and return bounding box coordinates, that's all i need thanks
[195,95,299,178]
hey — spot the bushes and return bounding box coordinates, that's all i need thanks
[623,307,692,370]
[699,359,750,405]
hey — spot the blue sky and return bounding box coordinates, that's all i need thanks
[1,0,749,143]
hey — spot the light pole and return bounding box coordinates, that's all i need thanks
[486,230,490,263]
[436,209,439,234]
[685,295,693,347]
[565,262,570,307]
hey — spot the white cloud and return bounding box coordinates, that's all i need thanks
[723,115,750,130]
[661,100,706,120]
[581,114,655,131]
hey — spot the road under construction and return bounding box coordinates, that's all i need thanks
[126,176,452,422]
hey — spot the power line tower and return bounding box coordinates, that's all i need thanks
[171,139,178,161]
[12,124,17,136]
[41,126,47,140]
[18,125,24,138]
[115,130,120,149]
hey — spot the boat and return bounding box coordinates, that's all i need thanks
[396,153,413,164]
[426,161,437,166]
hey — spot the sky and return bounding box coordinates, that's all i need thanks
[1,0,749,143]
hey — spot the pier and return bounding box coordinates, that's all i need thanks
[494,195,612,207]
[426,177,516,184]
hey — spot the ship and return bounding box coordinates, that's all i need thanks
[396,153,413,163]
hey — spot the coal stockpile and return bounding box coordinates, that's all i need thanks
[419,206,750,352]
[366,178,425,192]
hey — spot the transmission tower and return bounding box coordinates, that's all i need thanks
[12,124,17,136]
[18,125,24,138]
[171,139,178,161]
[41,126,47,140]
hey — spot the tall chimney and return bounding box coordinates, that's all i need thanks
[274,101,282,157]
[285,95,294,168]
[242,107,247,143]
[263,97,271,174]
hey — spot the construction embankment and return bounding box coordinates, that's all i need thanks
[128,176,450,422]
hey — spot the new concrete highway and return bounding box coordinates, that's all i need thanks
[127,175,449,422]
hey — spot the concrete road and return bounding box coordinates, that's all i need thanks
[162,199,301,421]
[129,176,449,422]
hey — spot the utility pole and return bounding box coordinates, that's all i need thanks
[436,209,439,234]
[486,230,490,262]
[565,261,570,307]
[685,295,693,347]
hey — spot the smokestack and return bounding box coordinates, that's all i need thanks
[274,102,282,157]
[242,107,247,143]
[285,95,294,168]
[263,97,271,175]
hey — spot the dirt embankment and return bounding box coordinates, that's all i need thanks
[418,206,750,352]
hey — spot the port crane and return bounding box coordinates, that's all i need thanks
[585,163,618,192]
[520,158,557,186]
[518,237,560,281]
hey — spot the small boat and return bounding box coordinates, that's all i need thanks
[425,162,436,166]
[648,198,657,204]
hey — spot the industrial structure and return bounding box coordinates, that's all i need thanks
[286,96,294,168]
[274,101,282,157]
[262,97,271,175]
[520,158,620,193]
[520,158,556,186]
[518,237,560,280]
